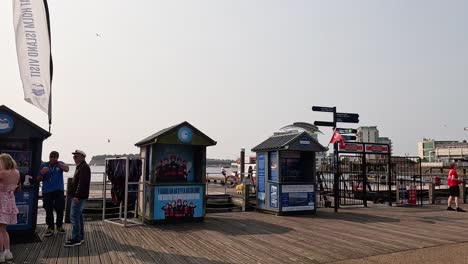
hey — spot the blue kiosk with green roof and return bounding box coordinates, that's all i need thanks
[135,121,216,224]
[0,105,51,237]
[252,131,326,215]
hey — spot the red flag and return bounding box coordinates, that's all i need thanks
[330,129,346,148]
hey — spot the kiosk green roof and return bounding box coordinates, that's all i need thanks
[252,131,326,152]
[135,121,217,147]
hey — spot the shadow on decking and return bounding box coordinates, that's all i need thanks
[306,210,401,223]
[90,227,233,264]
[147,216,293,236]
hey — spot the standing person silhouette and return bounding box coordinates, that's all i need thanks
[65,150,91,247]
[248,166,253,178]
[0,154,20,262]
[447,163,465,212]
[38,151,69,236]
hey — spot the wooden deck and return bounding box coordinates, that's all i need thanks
[10,204,468,264]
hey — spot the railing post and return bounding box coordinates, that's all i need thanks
[65,178,73,223]
[242,181,251,211]
[428,182,435,204]
[461,179,466,204]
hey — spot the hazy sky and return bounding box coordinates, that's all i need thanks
[1,0,468,163]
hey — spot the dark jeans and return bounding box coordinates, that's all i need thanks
[70,199,86,241]
[43,190,65,229]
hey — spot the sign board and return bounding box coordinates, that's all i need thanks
[336,112,359,119]
[281,185,315,212]
[365,145,389,154]
[336,117,359,123]
[314,121,334,127]
[312,106,335,112]
[342,135,356,141]
[336,128,357,134]
[338,143,364,152]
[154,185,204,220]
[336,112,359,123]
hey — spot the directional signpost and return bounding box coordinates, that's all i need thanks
[312,106,360,212]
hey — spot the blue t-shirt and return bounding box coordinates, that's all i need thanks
[40,161,65,193]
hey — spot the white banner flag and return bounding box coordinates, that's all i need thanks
[13,0,53,117]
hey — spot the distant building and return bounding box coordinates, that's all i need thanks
[357,126,379,143]
[418,138,468,162]
[356,126,392,158]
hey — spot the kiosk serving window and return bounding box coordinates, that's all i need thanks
[280,151,309,183]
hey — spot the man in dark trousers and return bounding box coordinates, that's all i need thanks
[38,151,69,236]
[65,150,91,247]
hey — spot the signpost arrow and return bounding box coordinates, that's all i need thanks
[342,135,356,141]
[336,117,359,123]
[312,106,335,112]
[336,112,359,119]
[314,121,335,127]
[336,128,357,134]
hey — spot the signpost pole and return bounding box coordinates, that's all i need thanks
[332,107,339,212]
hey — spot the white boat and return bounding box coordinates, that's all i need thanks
[229,156,257,178]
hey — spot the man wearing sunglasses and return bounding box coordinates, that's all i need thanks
[38,151,69,236]
[65,150,91,247]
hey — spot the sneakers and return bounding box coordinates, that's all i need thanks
[64,239,82,247]
[4,251,13,260]
[456,207,466,212]
[44,228,54,236]
[56,227,66,233]
[447,206,455,211]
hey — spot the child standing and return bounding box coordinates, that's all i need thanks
[0,154,20,262]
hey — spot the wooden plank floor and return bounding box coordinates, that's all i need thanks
[9,204,468,264]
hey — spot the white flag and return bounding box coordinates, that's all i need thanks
[13,0,53,117]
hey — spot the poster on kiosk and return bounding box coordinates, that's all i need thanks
[0,105,51,235]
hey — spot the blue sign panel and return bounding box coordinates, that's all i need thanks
[270,184,278,208]
[257,154,265,193]
[281,185,315,212]
[177,126,193,143]
[8,188,34,231]
[0,114,14,134]
[269,152,278,181]
[154,185,204,220]
[299,136,311,146]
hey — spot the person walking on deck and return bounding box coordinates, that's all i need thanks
[65,150,91,247]
[0,154,20,262]
[447,163,465,212]
[38,151,69,236]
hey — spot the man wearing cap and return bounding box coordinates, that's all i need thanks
[65,150,91,247]
[38,151,69,236]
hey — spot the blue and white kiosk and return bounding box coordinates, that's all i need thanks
[135,121,216,224]
[0,105,51,236]
[252,131,326,215]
